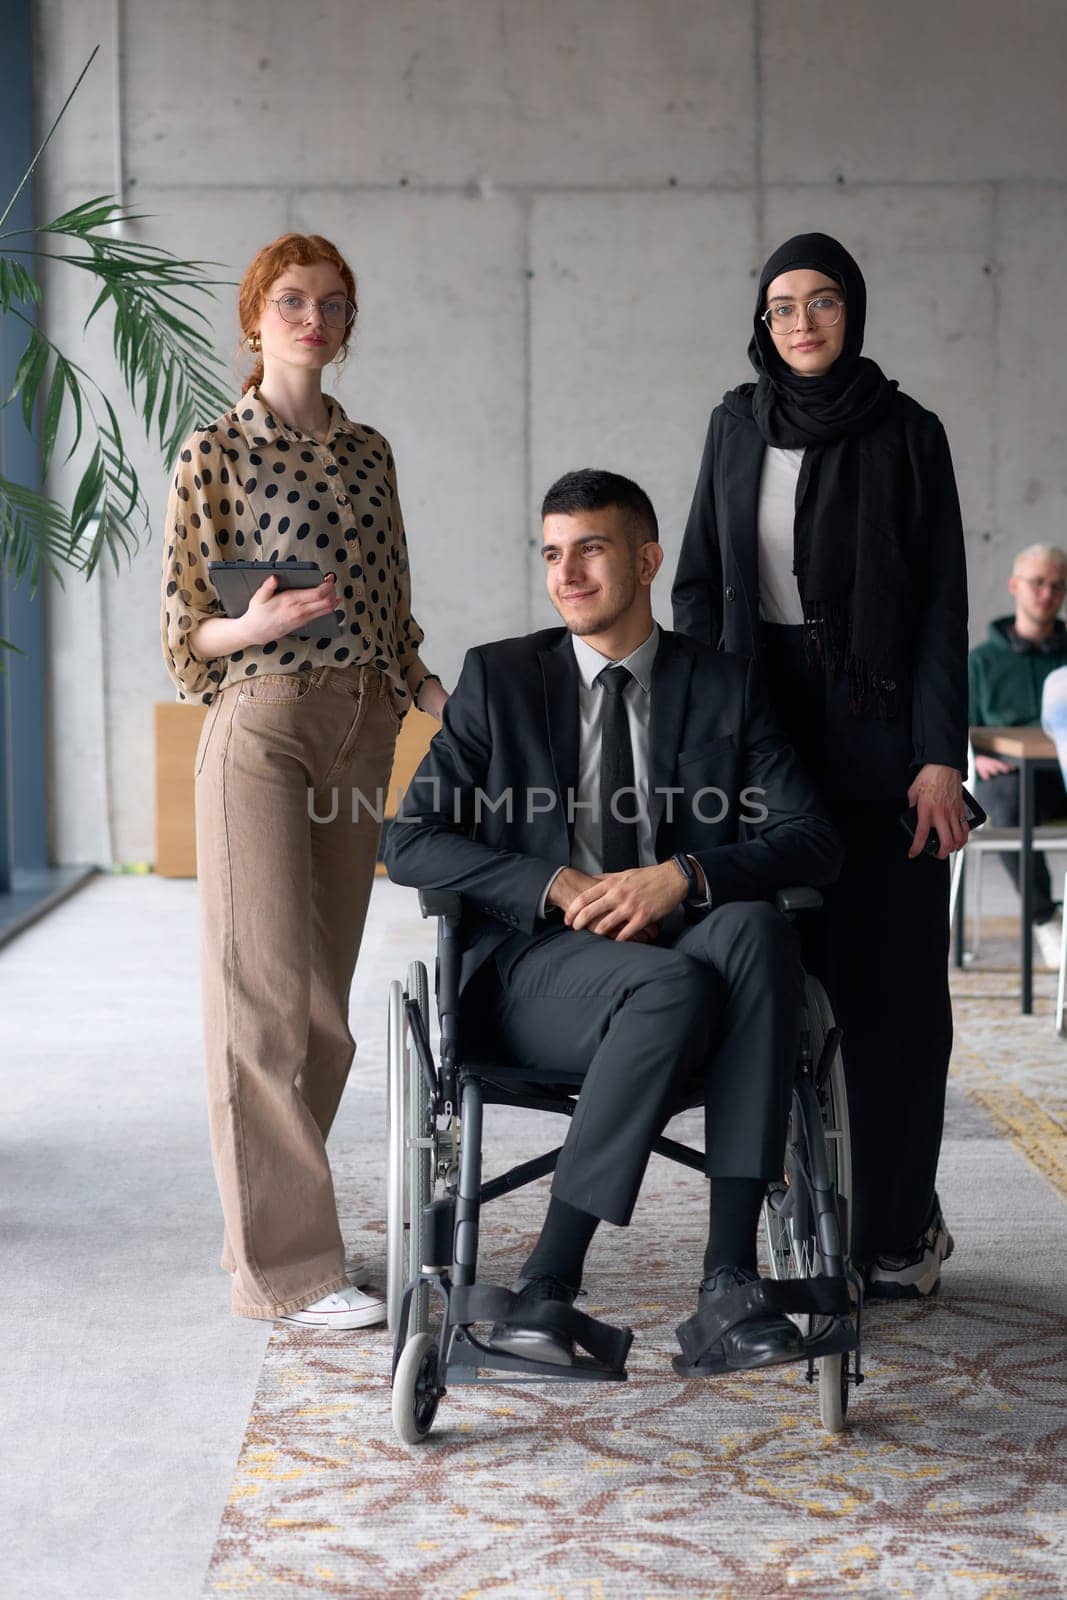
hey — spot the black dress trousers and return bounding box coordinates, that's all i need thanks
[483,900,803,1227]
[760,624,953,1264]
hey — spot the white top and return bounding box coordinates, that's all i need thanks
[757,445,806,626]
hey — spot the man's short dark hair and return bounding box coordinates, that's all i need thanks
[541,469,659,547]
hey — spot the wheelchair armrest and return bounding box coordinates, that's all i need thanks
[418,889,464,920]
[774,886,823,915]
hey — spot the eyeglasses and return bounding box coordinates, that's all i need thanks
[270,292,357,329]
[1017,576,1067,596]
[761,295,845,334]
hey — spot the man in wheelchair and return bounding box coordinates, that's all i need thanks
[385,469,843,1374]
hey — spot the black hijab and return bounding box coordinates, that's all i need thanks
[723,232,915,717]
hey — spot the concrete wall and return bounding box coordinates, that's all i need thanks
[35,0,1067,864]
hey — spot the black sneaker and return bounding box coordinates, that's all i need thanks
[865,1199,955,1300]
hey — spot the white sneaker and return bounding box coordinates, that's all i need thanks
[866,1200,954,1300]
[279,1282,387,1329]
[1033,916,1062,970]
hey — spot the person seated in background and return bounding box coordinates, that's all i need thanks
[386,468,842,1374]
[969,544,1067,942]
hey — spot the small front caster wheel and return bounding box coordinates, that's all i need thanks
[392,1333,441,1445]
[818,1351,849,1434]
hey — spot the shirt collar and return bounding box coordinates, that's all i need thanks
[231,389,362,449]
[571,624,660,693]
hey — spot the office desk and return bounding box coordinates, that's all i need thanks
[968,724,1061,1013]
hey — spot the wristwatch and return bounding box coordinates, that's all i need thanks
[671,852,702,905]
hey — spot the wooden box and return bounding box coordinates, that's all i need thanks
[385,708,438,816]
[155,702,208,877]
[153,700,439,879]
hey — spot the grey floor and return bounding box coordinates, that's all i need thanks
[1,876,272,1600]
[0,857,1052,1600]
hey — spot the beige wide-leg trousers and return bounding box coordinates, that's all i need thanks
[194,664,399,1318]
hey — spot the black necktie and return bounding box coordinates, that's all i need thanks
[597,665,640,872]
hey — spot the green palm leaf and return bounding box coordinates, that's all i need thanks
[0,257,41,308]
[0,476,75,585]
[0,47,234,610]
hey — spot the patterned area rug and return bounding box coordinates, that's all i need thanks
[204,893,1067,1599]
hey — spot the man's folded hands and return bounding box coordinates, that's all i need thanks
[548,863,690,943]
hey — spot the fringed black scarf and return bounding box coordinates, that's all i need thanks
[722,232,918,719]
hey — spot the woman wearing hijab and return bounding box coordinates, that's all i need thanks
[672,233,969,1300]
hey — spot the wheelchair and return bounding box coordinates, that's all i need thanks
[385,887,864,1445]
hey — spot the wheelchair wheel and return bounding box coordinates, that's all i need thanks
[819,1350,848,1434]
[763,974,852,1280]
[763,975,854,1430]
[391,1331,440,1445]
[386,961,434,1334]
[407,961,433,1334]
[808,976,852,1260]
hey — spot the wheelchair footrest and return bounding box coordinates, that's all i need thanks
[447,1328,630,1383]
[675,1275,851,1371]
[673,1348,753,1378]
[803,1314,858,1360]
[671,1313,859,1378]
[446,1283,633,1376]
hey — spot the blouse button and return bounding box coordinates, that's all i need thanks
[725,586,736,602]
[337,494,349,507]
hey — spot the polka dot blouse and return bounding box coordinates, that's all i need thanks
[160,389,425,706]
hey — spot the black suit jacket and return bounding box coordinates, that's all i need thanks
[384,627,843,991]
[670,397,969,777]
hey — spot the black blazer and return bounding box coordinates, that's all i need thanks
[384,627,842,990]
[671,397,969,776]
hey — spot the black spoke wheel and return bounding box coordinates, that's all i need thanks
[762,975,856,1431]
[392,1332,441,1445]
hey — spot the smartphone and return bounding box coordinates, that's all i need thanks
[208,559,340,639]
[899,786,987,856]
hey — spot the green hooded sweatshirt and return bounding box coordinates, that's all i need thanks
[968,615,1067,727]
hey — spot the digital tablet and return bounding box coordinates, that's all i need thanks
[208,559,341,639]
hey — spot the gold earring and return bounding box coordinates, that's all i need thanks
[247,332,261,353]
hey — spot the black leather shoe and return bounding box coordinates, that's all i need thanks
[699,1265,804,1371]
[488,1274,578,1367]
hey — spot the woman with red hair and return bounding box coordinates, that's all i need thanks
[161,233,446,1327]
